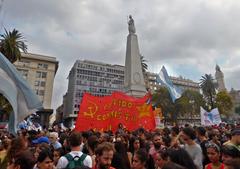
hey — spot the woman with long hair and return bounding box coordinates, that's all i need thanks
[34,148,55,169]
[167,148,197,169]
[155,150,169,169]
[132,149,148,169]
[112,141,131,169]
[129,136,143,165]
[6,150,35,169]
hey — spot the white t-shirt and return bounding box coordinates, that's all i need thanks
[56,151,92,169]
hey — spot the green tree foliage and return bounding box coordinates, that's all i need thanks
[140,55,148,73]
[152,87,175,122]
[200,74,216,110]
[175,90,205,117]
[0,28,27,63]
[216,91,233,116]
[0,94,12,121]
[140,55,149,90]
[235,105,240,115]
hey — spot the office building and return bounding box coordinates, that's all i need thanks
[63,60,124,120]
[14,53,58,109]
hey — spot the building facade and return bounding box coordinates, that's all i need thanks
[145,72,200,93]
[14,53,58,109]
[63,60,124,120]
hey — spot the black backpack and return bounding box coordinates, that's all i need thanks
[64,153,87,169]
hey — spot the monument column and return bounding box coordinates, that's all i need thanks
[124,15,146,97]
[215,65,226,92]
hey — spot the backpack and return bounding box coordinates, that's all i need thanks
[64,153,87,169]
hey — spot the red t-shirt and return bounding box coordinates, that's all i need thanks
[206,163,224,169]
[92,166,115,169]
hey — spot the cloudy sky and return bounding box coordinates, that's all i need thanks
[1,0,240,110]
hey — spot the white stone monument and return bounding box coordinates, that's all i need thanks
[215,65,226,92]
[124,15,147,97]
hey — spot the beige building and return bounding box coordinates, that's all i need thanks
[170,76,200,92]
[145,72,200,93]
[14,53,58,109]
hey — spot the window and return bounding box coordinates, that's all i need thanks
[43,64,48,69]
[35,89,44,96]
[38,63,48,69]
[35,81,40,86]
[36,72,41,78]
[39,90,44,96]
[36,71,47,78]
[42,72,47,78]
[19,60,30,67]
[41,81,46,87]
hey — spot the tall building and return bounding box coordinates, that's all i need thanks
[215,65,226,92]
[63,60,124,121]
[145,72,200,93]
[14,53,59,109]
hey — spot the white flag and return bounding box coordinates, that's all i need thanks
[0,53,43,134]
[156,66,182,102]
[200,107,222,126]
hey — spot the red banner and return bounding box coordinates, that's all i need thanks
[75,92,156,132]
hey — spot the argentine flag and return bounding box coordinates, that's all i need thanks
[156,66,182,102]
[0,52,43,134]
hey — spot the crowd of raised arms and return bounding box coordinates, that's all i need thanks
[0,123,239,169]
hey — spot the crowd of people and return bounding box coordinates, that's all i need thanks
[0,123,239,169]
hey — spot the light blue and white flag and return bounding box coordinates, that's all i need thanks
[200,107,222,126]
[0,52,43,134]
[156,66,182,102]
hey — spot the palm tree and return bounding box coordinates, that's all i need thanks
[0,28,27,63]
[140,55,149,89]
[200,74,216,110]
[140,55,148,73]
[0,94,13,122]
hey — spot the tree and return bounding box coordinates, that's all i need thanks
[175,96,191,117]
[152,87,176,123]
[216,91,233,116]
[140,54,148,73]
[181,89,206,114]
[140,55,149,90]
[0,28,27,63]
[235,105,240,115]
[175,90,205,120]
[0,94,12,121]
[200,74,216,110]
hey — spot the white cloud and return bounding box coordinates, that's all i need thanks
[2,0,240,110]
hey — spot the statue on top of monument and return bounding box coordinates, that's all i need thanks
[128,15,136,34]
